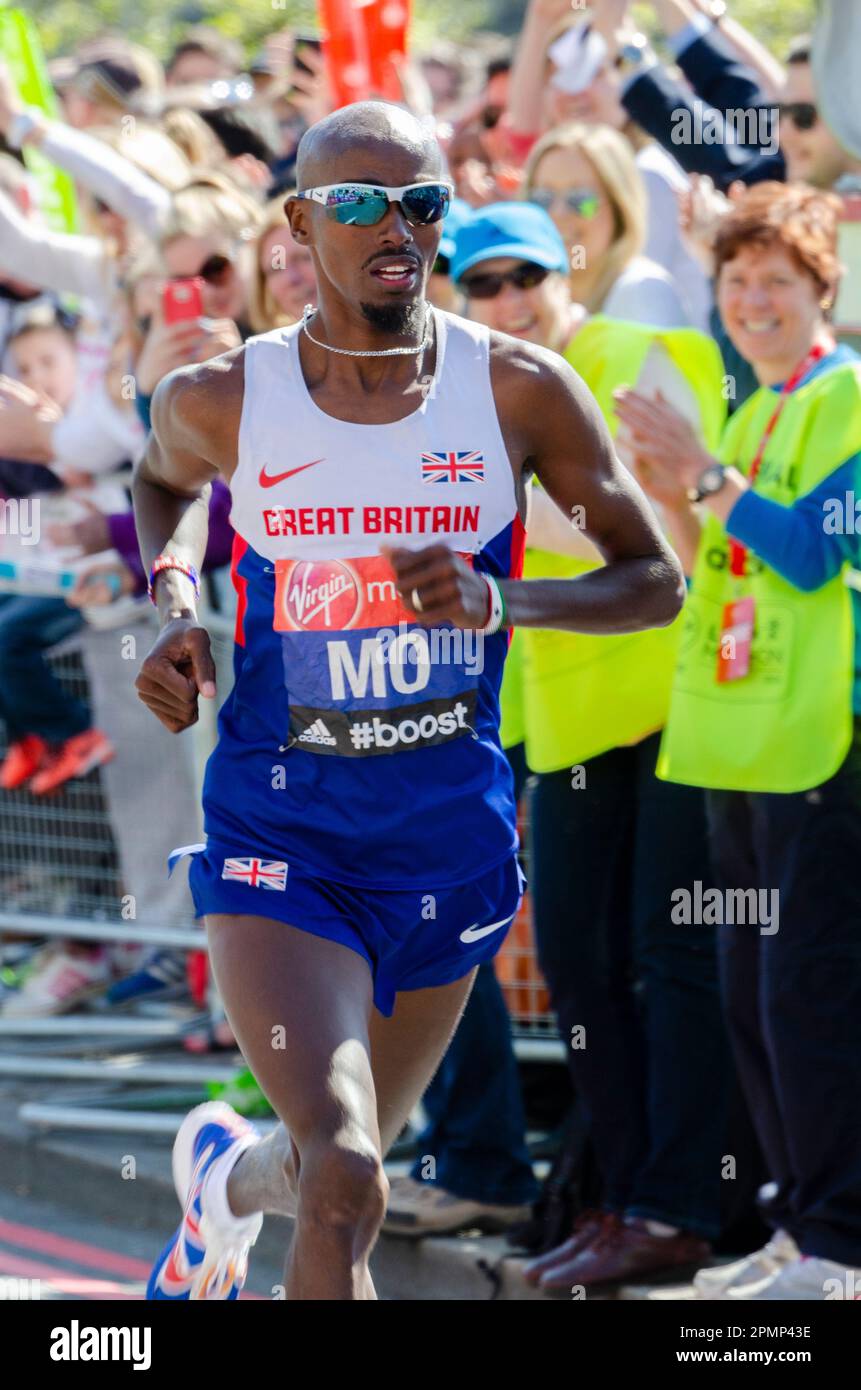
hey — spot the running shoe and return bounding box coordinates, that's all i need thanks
[106,949,190,1007]
[693,1229,798,1299]
[147,1102,263,1300]
[29,729,114,795]
[0,735,49,790]
[383,1174,531,1237]
[1,943,110,1017]
[726,1254,861,1301]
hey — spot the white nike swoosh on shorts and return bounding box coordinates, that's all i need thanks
[459,912,516,945]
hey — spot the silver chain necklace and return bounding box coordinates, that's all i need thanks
[301,303,432,358]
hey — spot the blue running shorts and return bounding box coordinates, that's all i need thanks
[169,841,525,1017]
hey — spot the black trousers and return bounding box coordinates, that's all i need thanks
[529,733,728,1237]
[709,721,861,1265]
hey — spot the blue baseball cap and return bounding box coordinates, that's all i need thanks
[451,201,569,284]
[436,196,471,264]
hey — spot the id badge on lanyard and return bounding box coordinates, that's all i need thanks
[715,342,829,684]
[717,594,755,682]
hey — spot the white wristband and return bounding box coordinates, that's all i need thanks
[480,573,506,635]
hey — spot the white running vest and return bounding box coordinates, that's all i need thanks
[230,308,518,566]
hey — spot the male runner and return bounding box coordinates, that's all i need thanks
[133,101,684,1302]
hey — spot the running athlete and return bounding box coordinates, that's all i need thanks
[133,102,684,1301]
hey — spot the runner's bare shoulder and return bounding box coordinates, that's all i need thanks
[150,345,246,481]
[486,330,600,475]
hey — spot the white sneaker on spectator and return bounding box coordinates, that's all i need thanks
[1,943,110,1018]
[383,1174,530,1237]
[726,1255,861,1300]
[694,1229,798,1299]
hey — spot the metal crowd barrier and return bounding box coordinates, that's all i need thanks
[0,600,561,1140]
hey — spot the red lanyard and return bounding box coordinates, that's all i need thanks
[728,342,830,577]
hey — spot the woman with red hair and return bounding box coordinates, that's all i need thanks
[615,182,861,1301]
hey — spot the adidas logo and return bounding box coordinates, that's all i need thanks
[297,718,337,747]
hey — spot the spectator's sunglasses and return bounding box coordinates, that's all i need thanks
[170,253,235,287]
[779,102,819,131]
[296,181,453,227]
[529,188,602,220]
[458,261,552,300]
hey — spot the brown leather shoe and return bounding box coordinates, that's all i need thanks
[539,1216,711,1293]
[522,1209,611,1285]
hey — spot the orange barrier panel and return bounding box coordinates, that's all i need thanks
[494,885,552,1025]
[317,0,373,107]
[361,0,412,102]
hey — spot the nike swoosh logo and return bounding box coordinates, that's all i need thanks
[258,458,325,488]
[459,912,516,944]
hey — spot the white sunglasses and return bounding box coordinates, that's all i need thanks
[295,181,454,226]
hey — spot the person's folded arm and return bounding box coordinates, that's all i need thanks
[0,189,114,304]
[725,458,861,592]
[35,120,172,241]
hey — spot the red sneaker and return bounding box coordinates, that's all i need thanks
[0,735,49,790]
[29,729,115,795]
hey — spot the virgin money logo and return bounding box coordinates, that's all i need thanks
[282,559,359,630]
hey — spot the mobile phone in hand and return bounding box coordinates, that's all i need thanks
[163,278,204,325]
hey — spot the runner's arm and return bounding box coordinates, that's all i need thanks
[131,362,227,623]
[131,356,242,731]
[500,345,686,634]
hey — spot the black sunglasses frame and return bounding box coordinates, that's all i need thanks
[458,261,553,300]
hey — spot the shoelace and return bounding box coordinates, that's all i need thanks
[195,1224,253,1299]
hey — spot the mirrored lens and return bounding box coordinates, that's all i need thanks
[324,186,389,225]
[400,184,450,225]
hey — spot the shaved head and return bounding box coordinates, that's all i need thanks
[296,101,442,188]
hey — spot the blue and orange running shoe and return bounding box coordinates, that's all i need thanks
[147,1101,263,1300]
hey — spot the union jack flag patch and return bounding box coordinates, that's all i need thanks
[221,857,288,890]
[421,450,485,483]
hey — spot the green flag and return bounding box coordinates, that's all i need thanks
[0,7,77,231]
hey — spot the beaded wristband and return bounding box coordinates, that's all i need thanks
[147,555,201,606]
[480,573,507,635]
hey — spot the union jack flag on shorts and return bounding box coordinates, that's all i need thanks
[221,857,288,890]
[421,450,485,483]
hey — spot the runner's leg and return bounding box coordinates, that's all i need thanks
[224,968,478,1223]
[206,913,475,1299]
